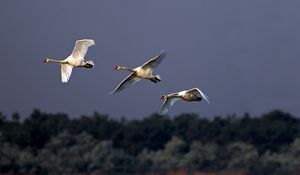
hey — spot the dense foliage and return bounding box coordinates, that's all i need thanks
[0,110,300,175]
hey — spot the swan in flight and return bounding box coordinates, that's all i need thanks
[160,88,210,115]
[43,39,95,83]
[110,52,166,94]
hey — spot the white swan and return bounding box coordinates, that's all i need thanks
[110,52,166,94]
[160,88,210,115]
[43,39,95,83]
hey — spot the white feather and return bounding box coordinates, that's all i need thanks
[161,98,180,115]
[71,39,95,59]
[195,88,210,104]
[61,64,73,83]
[110,73,141,94]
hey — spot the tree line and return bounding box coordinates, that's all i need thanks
[0,110,300,175]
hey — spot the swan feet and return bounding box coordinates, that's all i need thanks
[84,63,94,68]
[150,79,158,83]
[150,76,161,83]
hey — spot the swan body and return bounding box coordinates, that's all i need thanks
[44,39,95,83]
[160,88,210,115]
[110,52,166,94]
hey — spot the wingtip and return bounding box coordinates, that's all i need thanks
[203,96,210,104]
[159,51,167,58]
[61,77,69,83]
[61,79,69,83]
[77,39,95,45]
[109,90,119,95]
[89,39,96,46]
[160,108,168,115]
[161,112,167,116]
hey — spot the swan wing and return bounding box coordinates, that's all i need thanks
[189,88,210,104]
[61,64,73,83]
[141,52,166,69]
[161,97,180,115]
[110,73,141,94]
[71,39,95,60]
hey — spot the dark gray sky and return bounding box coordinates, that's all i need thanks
[1,0,300,119]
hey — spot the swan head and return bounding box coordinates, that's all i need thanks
[114,65,121,70]
[43,58,50,63]
[160,95,167,100]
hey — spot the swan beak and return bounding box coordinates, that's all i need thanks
[114,65,119,70]
[43,59,48,63]
[160,96,165,100]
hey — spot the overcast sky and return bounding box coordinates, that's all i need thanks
[0,0,300,119]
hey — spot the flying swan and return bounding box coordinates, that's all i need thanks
[160,88,210,114]
[110,52,166,94]
[43,39,95,83]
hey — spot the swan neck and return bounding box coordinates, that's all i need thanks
[48,58,65,63]
[120,66,134,72]
[167,94,179,98]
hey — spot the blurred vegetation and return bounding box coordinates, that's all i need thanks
[0,110,300,175]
